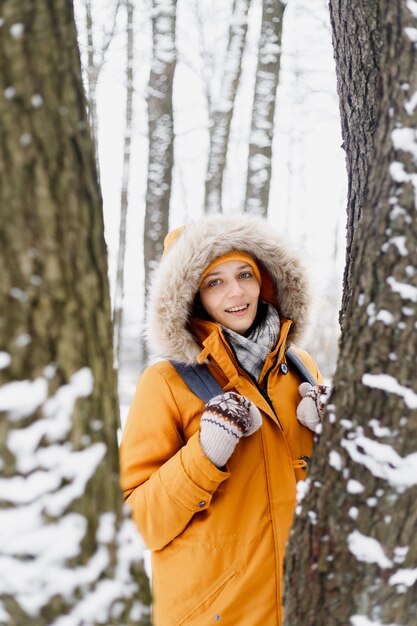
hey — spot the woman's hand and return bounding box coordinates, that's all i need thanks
[296,383,331,432]
[200,392,262,467]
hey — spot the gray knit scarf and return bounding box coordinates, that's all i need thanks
[222,304,280,382]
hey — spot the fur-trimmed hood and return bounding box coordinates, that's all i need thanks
[146,215,310,364]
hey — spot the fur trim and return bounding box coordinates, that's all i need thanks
[146,215,311,364]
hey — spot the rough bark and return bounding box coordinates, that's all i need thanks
[329,0,383,324]
[0,2,150,624]
[203,0,251,214]
[244,0,286,216]
[143,0,176,303]
[284,2,417,624]
[113,0,134,370]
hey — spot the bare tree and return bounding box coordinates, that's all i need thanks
[329,0,383,323]
[244,0,286,216]
[0,1,150,623]
[82,0,123,164]
[113,0,135,370]
[284,1,417,624]
[203,0,251,214]
[143,0,177,303]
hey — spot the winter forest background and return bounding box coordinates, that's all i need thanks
[74,0,346,419]
[1,0,417,625]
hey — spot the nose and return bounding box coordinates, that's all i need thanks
[227,279,244,297]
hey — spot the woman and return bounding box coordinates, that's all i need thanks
[119,215,325,626]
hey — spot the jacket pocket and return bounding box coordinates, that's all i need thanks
[177,566,239,625]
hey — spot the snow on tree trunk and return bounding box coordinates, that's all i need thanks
[284,2,417,624]
[244,0,285,217]
[0,2,151,624]
[143,0,176,294]
[113,0,135,371]
[203,0,251,214]
[329,0,383,324]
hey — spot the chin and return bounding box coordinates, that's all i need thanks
[228,319,254,335]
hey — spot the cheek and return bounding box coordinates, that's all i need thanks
[200,290,221,316]
[250,283,261,300]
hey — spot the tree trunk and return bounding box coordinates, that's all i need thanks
[244,0,286,216]
[143,0,176,365]
[0,2,150,624]
[284,2,417,624]
[329,0,383,324]
[203,0,251,214]
[113,0,135,371]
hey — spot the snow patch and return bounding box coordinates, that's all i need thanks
[296,478,310,503]
[392,127,417,160]
[348,507,359,520]
[368,308,395,326]
[342,434,417,491]
[4,86,16,100]
[0,378,48,420]
[405,89,417,115]
[31,94,43,108]
[350,616,402,626]
[10,23,25,38]
[348,530,393,569]
[381,237,408,257]
[407,0,417,18]
[368,419,393,438]
[362,373,417,409]
[390,567,417,588]
[347,479,365,494]
[405,27,417,42]
[0,351,11,369]
[329,450,343,471]
[387,277,417,303]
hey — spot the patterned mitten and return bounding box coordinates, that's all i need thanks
[297,383,330,432]
[200,391,262,467]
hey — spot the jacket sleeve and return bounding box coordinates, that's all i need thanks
[119,365,230,551]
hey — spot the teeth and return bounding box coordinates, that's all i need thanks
[226,305,248,312]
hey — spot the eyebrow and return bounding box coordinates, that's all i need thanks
[203,264,252,280]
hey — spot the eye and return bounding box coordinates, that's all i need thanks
[239,271,252,279]
[207,278,221,287]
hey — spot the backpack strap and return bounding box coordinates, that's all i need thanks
[285,347,317,386]
[170,348,316,403]
[169,361,224,403]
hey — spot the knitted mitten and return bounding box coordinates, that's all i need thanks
[296,383,330,432]
[200,391,262,467]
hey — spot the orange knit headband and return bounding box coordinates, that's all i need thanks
[198,251,262,288]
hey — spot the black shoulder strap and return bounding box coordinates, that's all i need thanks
[171,348,315,403]
[169,361,224,403]
[285,347,317,386]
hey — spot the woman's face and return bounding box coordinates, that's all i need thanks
[199,260,261,334]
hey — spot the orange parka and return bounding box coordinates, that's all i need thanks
[119,216,323,626]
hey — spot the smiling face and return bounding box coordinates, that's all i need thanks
[199,260,261,334]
